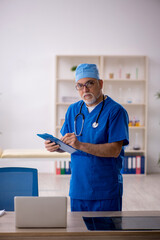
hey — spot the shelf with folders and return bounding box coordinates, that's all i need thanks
[102,55,148,174]
[124,120,146,173]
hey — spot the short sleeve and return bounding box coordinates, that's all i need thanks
[60,122,69,136]
[108,107,129,146]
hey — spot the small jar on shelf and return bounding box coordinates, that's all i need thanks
[109,73,114,79]
[126,73,131,79]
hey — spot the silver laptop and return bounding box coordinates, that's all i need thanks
[14,196,67,228]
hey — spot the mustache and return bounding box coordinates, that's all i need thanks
[82,93,94,98]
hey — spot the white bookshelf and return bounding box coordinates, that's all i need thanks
[55,55,148,174]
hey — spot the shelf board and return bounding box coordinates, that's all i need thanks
[57,78,75,81]
[104,79,145,82]
[56,102,146,106]
[57,78,146,83]
[56,125,146,130]
[122,173,146,176]
[56,54,101,58]
[121,103,145,106]
[57,79,145,82]
[56,102,72,106]
[125,150,145,154]
[129,126,145,129]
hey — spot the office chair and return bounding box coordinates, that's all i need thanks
[0,167,38,211]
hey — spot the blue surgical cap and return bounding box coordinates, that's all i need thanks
[75,63,100,82]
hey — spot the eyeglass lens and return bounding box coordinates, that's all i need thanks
[76,80,95,90]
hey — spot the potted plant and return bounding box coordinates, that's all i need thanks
[70,65,77,79]
[71,65,77,72]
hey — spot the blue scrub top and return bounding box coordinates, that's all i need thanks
[60,96,129,200]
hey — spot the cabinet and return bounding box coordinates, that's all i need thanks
[55,55,148,174]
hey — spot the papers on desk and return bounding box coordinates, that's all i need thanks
[0,210,5,217]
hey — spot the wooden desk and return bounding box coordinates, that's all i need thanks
[0,211,160,240]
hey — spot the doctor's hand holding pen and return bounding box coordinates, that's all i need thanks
[61,133,80,149]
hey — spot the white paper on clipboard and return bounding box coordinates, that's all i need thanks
[37,133,78,154]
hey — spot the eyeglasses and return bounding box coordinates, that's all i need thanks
[75,80,96,91]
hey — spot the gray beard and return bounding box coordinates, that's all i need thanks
[83,92,102,106]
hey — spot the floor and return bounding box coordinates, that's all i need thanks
[38,173,160,211]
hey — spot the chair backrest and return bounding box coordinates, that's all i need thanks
[0,167,38,211]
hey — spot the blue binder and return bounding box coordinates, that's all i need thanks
[124,156,128,174]
[141,156,145,174]
[65,161,71,174]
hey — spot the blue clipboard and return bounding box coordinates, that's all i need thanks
[37,133,78,154]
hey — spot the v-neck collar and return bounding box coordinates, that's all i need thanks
[83,95,108,115]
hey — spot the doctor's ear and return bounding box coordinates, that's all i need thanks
[98,79,103,89]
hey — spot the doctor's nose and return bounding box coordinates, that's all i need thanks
[83,85,90,92]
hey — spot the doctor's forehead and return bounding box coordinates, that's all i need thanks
[77,78,97,83]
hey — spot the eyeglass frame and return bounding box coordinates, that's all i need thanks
[75,79,99,91]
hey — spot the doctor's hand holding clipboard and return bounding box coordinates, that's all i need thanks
[37,133,79,154]
[45,139,63,153]
[45,133,80,154]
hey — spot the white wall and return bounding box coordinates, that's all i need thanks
[0,0,160,173]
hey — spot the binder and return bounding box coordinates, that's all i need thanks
[141,156,145,174]
[128,157,132,174]
[55,160,61,175]
[65,161,71,174]
[61,160,65,175]
[136,156,141,174]
[124,156,128,174]
[132,157,136,174]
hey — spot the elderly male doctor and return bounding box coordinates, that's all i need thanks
[45,63,129,212]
